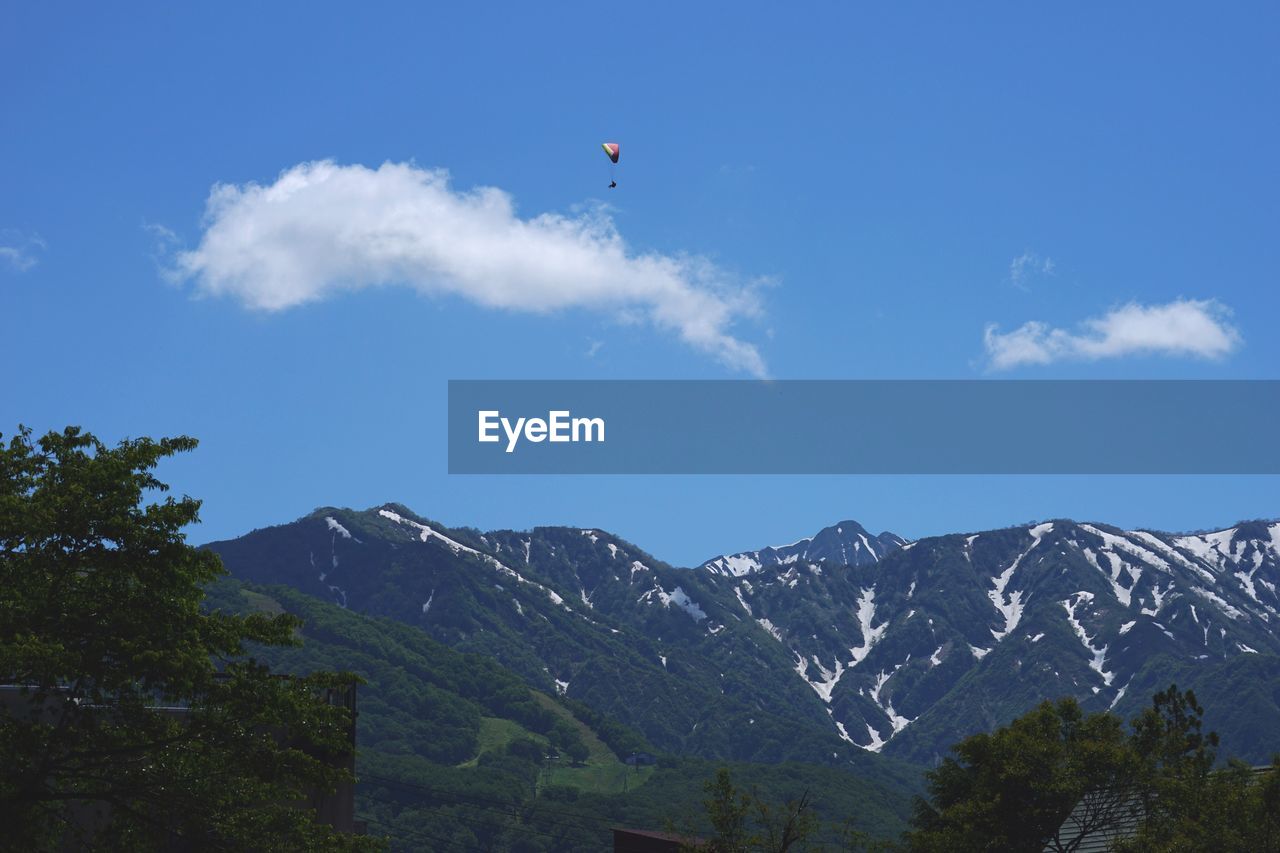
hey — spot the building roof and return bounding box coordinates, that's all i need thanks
[1046,765,1276,852]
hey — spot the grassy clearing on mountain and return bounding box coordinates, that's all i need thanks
[529,691,656,794]
[458,717,541,768]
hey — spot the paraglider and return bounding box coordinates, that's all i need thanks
[602,142,619,188]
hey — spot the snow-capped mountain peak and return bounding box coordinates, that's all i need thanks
[701,520,906,577]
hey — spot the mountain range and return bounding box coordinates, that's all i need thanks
[206,507,1280,768]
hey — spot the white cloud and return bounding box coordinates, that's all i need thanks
[984,298,1242,370]
[170,160,767,375]
[0,231,46,272]
[1009,250,1054,290]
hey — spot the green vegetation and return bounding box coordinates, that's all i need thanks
[0,427,375,851]
[906,685,1280,852]
[528,691,657,793]
[205,577,667,849]
[207,576,921,849]
[461,717,538,767]
[686,767,819,852]
[208,506,891,768]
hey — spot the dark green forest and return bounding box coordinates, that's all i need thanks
[204,578,921,850]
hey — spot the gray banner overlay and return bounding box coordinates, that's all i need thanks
[448,380,1280,474]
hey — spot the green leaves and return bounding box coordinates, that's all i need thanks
[0,426,379,851]
[693,768,818,853]
[907,685,1280,853]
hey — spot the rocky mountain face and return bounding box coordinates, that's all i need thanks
[711,519,1280,764]
[206,507,1280,767]
[700,521,906,577]
[207,507,874,768]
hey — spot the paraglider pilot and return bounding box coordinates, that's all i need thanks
[602,142,620,189]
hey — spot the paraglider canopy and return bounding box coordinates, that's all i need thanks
[601,142,620,163]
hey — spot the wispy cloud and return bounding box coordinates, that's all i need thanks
[168,160,768,376]
[1008,250,1054,290]
[984,298,1242,370]
[0,230,46,272]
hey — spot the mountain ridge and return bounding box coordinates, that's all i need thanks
[205,504,1280,768]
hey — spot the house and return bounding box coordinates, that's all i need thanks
[1045,766,1276,852]
[613,827,704,852]
[1043,787,1144,852]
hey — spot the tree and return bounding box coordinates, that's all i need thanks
[690,768,817,853]
[905,697,1138,852]
[702,768,754,851]
[564,739,590,766]
[906,685,1280,853]
[0,426,380,850]
[1113,686,1280,852]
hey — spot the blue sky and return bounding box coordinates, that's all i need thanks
[2,3,1277,565]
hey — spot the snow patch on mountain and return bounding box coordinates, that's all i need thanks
[705,553,762,576]
[1080,525,1174,579]
[1082,547,1135,607]
[1141,582,1171,617]
[988,526,1049,640]
[379,508,585,618]
[803,655,845,703]
[708,553,763,576]
[869,668,912,736]
[1062,591,1114,686]
[1129,530,1215,582]
[1191,586,1242,620]
[849,587,886,666]
[757,617,783,641]
[639,584,707,622]
[379,508,496,565]
[1235,558,1263,604]
[700,521,904,577]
